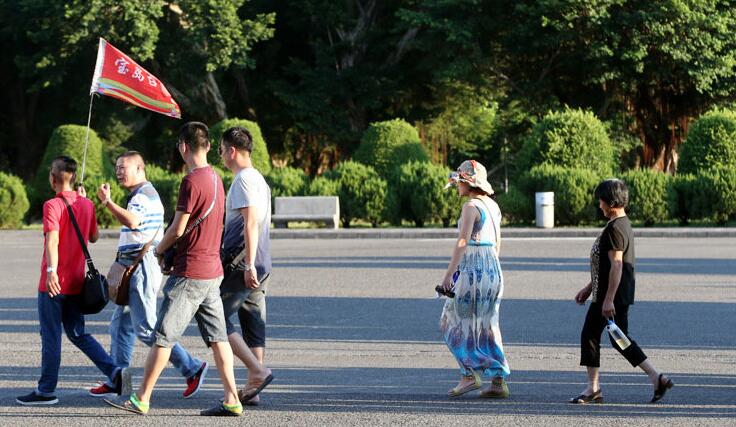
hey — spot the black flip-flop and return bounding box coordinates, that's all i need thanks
[650,374,674,403]
[569,389,603,404]
[239,374,274,403]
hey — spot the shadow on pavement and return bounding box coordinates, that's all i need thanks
[1,296,734,350]
[0,367,733,419]
[273,256,736,275]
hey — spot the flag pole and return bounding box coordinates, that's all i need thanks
[80,93,95,184]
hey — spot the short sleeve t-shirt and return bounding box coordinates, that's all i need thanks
[38,191,98,295]
[590,216,636,306]
[222,167,272,277]
[173,166,225,280]
[117,182,165,254]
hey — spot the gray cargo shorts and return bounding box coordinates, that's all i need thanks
[154,275,227,347]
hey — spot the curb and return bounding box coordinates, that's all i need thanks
[84,227,736,240]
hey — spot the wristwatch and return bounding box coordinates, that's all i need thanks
[244,264,255,271]
[46,266,57,273]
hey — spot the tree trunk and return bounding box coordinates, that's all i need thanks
[631,87,688,173]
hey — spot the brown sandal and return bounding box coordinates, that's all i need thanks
[569,389,603,404]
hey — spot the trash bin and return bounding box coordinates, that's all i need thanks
[535,192,554,228]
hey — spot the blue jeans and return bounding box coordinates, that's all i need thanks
[107,251,202,386]
[37,291,119,395]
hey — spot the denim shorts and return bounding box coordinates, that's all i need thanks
[154,275,227,347]
[219,271,269,347]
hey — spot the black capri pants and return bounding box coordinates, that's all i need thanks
[580,302,647,368]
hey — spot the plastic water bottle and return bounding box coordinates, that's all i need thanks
[606,319,631,350]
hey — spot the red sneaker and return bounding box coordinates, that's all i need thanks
[183,362,209,399]
[89,382,117,397]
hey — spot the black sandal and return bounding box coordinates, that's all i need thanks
[650,374,673,403]
[569,389,603,404]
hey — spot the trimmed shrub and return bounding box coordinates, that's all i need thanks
[695,167,736,224]
[353,119,429,176]
[325,161,387,227]
[0,172,30,228]
[667,174,698,224]
[82,176,125,228]
[212,165,233,192]
[265,167,308,199]
[146,165,184,220]
[395,161,461,227]
[621,169,671,225]
[306,176,340,196]
[31,125,113,209]
[496,186,534,225]
[521,165,600,225]
[679,109,736,174]
[209,118,272,175]
[519,109,615,176]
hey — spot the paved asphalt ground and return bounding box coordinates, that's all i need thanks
[0,230,734,426]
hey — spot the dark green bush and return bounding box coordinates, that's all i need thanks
[496,186,534,225]
[695,167,736,224]
[519,108,615,176]
[353,119,429,176]
[212,165,233,192]
[521,164,600,225]
[31,125,114,211]
[306,176,339,196]
[265,167,308,199]
[81,176,125,228]
[0,172,30,228]
[667,174,698,224]
[395,161,461,227]
[146,165,184,220]
[209,118,272,175]
[679,109,736,174]
[621,169,671,225]
[325,161,387,227]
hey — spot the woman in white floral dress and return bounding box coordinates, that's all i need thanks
[440,160,510,399]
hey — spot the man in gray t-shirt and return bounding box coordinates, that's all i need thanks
[217,126,274,405]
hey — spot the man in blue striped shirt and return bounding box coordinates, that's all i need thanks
[89,151,208,399]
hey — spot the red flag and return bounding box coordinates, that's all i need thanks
[90,38,181,118]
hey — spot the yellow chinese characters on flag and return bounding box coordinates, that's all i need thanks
[89,38,181,118]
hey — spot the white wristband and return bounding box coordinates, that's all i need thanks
[46,266,57,273]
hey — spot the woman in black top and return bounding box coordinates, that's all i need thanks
[570,179,673,404]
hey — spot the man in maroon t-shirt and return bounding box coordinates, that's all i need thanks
[105,122,242,417]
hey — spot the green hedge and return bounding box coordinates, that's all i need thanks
[81,176,125,228]
[521,165,600,225]
[496,186,534,225]
[519,108,615,177]
[209,118,272,175]
[31,125,113,212]
[306,176,340,196]
[395,161,461,227]
[353,119,429,176]
[679,109,736,174]
[146,165,184,221]
[695,167,736,224]
[0,172,30,228]
[265,167,308,199]
[325,161,387,227]
[621,170,671,225]
[667,174,698,225]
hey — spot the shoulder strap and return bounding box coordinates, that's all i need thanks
[130,225,161,267]
[59,195,97,273]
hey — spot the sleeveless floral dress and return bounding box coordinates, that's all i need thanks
[440,197,510,379]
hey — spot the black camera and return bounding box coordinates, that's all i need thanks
[435,285,455,298]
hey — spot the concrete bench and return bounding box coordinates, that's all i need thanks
[272,196,340,229]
